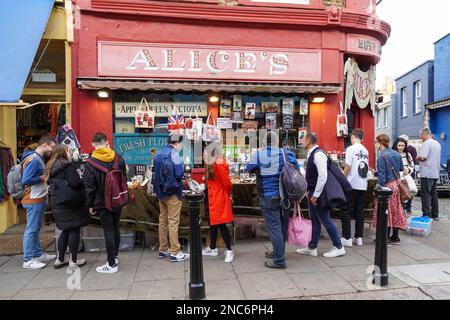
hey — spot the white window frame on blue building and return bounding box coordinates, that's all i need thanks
[414,80,422,114]
[401,87,408,117]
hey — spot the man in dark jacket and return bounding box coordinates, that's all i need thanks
[296,132,345,259]
[247,130,299,269]
[84,132,127,274]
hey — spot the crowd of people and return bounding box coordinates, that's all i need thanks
[17,126,442,272]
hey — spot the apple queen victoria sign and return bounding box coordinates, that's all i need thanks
[98,41,322,82]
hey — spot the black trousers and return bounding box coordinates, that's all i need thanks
[58,227,81,262]
[99,209,121,266]
[340,189,367,240]
[209,224,232,251]
[421,178,439,218]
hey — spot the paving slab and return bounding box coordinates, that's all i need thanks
[238,270,302,300]
[12,287,74,300]
[0,255,36,273]
[71,288,130,300]
[80,263,137,290]
[289,271,356,297]
[0,272,37,299]
[332,265,373,282]
[134,255,186,282]
[24,264,92,289]
[390,262,450,285]
[231,252,272,274]
[304,287,431,300]
[350,274,410,292]
[419,284,450,300]
[204,279,246,300]
[202,258,236,281]
[233,241,268,254]
[319,248,372,267]
[98,249,143,266]
[357,247,419,266]
[284,253,332,274]
[0,256,11,266]
[129,279,186,300]
[391,243,450,261]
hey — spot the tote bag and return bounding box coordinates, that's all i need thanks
[202,112,221,142]
[185,110,203,141]
[336,102,348,137]
[288,203,312,247]
[168,106,185,136]
[134,97,155,129]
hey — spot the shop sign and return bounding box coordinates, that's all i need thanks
[115,102,208,118]
[114,134,169,165]
[347,34,381,60]
[98,41,322,82]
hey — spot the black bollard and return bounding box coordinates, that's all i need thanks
[373,186,393,287]
[186,191,206,300]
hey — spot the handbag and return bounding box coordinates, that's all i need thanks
[384,156,412,202]
[288,203,312,247]
[403,174,418,197]
[202,112,221,142]
[134,97,155,129]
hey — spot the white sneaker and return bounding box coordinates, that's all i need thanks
[323,246,346,258]
[96,263,118,274]
[69,258,87,268]
[224,250,234,263]
[354,238,363,246]
[115,258,119,265]
[296,247,318,257]
[170,252,190,263]
[341,237,353,248]
[35,252,56,262]
[23,259,46,269]
[202,247,219,257]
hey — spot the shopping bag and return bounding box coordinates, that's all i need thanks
[288,204,312,247]
[168,106,185,136]
[403,174,418,197]
[185,110,203,141]
[202,112,220,142]
[134,97,155,129]
[336,102,348,137]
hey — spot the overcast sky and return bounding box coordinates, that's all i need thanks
[376,0,450,89]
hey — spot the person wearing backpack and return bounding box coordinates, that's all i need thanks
[247,130,299,269]
[339,129,369,248]
[84,133,128,274]
[296,132,345,258]
[21,135,56,269]
[45,144,89,269]
[153,135,189,263]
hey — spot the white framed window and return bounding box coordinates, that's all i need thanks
[414,81,422,114]
[376,110,381,128]
[383,108,388,128]
[401,87,408,117]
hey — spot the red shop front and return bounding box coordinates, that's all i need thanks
[72,0,390,168]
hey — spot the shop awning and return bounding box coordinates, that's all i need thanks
[426,98,450,110]
[0,0,54,103]
[77,78,342,94]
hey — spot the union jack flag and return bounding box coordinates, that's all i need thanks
[168,114,185,135]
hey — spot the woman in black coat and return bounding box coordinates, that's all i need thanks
[45,144,89,269]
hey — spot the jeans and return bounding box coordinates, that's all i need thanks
[421,178,439,218]
[23,201,48,262]
[260,197,290,267]
[404,172,415,212]
[99,209,121,266]
[308,192,342,250]
[340,190,366,240]
[58,227,81,263]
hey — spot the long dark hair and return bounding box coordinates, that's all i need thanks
[393,137,412,165]
[44,144,70,180]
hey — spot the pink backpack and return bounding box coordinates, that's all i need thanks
[288,204,312,247]
[87,156,129,212]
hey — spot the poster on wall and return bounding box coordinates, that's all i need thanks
[266,113,277,130]
[282,98,294,114]
[299,97,309,115]
[233,95,243,112]
[241,121,258,133]
[283,114,294,130]
[220,100,232,117]
[231,112,244,123]
[244,103,256,119]
[262,102,279,113]
[217,118,233,129]
[298,127,307,145]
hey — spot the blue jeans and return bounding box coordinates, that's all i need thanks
[308,192,342,250]
[260,197,290,267]
[23,201,48,262]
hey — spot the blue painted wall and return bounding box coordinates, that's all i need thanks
[395,61,434,139]
[434,34,450,102]
[429,106,450,165]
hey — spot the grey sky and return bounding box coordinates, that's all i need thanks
[376,0,450,89]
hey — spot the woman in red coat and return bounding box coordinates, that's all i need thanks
[202,145,234,263]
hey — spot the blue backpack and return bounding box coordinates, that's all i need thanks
[159,153,181,193]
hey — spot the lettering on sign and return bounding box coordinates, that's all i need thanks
[98,42,322,82]
[347,34,382,59]
[115,102,208,118]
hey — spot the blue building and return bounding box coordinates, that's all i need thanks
[427,34,450,167]
[395,61,434,142]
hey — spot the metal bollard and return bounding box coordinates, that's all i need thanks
[186,190,206,300]
[373,186,393,287]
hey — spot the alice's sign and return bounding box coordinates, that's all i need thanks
[115,102,208,118]
[98,41,322,82]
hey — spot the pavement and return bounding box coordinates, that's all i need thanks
[1,197,450,300]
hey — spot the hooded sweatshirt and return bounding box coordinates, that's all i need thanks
[21,150,47,204]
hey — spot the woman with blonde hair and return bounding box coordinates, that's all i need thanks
[373,134,408,244]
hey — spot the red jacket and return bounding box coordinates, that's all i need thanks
[207,160,233,226]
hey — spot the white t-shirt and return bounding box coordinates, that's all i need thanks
[345,143,369,191]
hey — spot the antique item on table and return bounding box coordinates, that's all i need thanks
[262,102,278,113]
[241,121,258,133]
[231,112,243,123]
[233,95,243,112]
[202,112,221,142]
[220,99,232,117]
[244,103,256,119]
[298,127,307,145]
[134,97,155,129]
[265,113,277,130]
[299,97,309,115]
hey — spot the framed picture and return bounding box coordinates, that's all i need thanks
[298,127,307,145]
[299,97,309,115]
[282,98,294,115]
[233,95,243,112]
[244,103,256,119]
[241,121,258,133]
[220,100,232,117]
[262,102,279,113]
[283,114,294,130]
[265,113,277,130]
[231,112,244,123]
